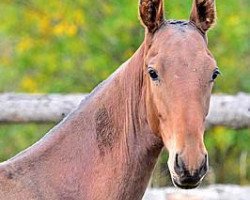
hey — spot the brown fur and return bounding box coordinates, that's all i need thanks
[0,0,218,199]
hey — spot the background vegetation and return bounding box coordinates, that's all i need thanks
[0,0,249,186]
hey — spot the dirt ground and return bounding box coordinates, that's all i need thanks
[143,184,250,200]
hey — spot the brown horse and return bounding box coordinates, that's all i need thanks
[0,0,219,199]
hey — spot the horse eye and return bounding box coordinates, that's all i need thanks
[148,67,158,80]
[212,68,221,81]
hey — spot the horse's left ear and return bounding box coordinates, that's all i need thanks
[190,0,216,32]
[139,0,165,33]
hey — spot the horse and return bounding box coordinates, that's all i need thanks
[0,0,219,199]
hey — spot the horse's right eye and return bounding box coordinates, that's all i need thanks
[211,68,221,81]
[148,67,159,80]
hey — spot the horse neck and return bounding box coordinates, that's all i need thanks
[78,43,163,198]
[1,43,163,199]
[84,43,163,199]
[100,43,163,162]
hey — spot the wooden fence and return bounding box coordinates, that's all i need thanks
[0,93,249,128]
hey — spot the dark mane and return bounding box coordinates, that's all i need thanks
[167,20,189,25]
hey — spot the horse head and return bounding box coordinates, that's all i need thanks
[139,0,219,189]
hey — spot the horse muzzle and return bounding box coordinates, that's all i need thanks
[171,153,208,189]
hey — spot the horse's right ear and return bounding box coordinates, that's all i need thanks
[139,0,165,33]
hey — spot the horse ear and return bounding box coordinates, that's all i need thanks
[190,0,216,32]
[139,0,165,33]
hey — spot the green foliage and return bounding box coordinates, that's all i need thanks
[0,0,249,93]
[205,127,250,184]
[0,0,141,93]
[0,0,249,185]
[0,123,54,161]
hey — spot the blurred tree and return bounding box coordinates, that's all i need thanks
[0,0,249,185]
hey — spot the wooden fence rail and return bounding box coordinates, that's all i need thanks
[0,93,249,128]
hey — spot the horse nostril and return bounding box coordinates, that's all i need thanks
[174,154,208,178]
[199,154,208,177]
[174,153,186,176]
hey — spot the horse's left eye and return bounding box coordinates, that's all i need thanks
[148,67,158,80]
[212,68,221,81]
